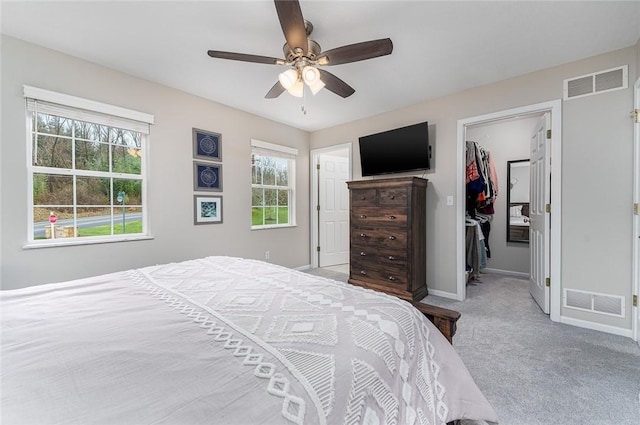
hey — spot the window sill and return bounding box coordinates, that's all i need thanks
[251,224,297,231]
[23,235,154,249]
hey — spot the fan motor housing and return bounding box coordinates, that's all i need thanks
[283,39,321,62]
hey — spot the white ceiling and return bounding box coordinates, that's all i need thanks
[2,1,639,132]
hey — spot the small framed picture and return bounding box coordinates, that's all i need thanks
[193,128,222,162]
[194,161,222,191]
[194,195,223,224]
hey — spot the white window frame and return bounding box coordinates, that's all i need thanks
[23,86,155,248]
[251,139,297,230]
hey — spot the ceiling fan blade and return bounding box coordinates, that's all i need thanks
[317,38,393,66]
[207,50,283,65]
[318,69,355,98]
[274,0,308,56]
[265,81,286,99]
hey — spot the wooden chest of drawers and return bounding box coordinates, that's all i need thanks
[347,176,428,301]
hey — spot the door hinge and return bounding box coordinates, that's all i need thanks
[316,163,320,170]
[316,205,320,212]
[316,246,320,252]
[545,278,550,287]
[546,129,552,139]
[546,204,551,213]
[633,295,638,307]
[632,109,640,124]
[634,203,639,215]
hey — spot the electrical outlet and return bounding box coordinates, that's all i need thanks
[265,250,270,260]
[446,196,454,206]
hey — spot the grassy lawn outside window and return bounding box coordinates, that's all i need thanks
[251,140,297,229]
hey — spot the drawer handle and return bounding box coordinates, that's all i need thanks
[388,256,396,261]
[360,252,367,256]
[360,214,367,219]
[360,270,367,276]
[360,233,368,238]
[360,196,366,200]
[390,195,395,200]
[388,235,396,240]
[388,215,396,220]
[388,276,396,281]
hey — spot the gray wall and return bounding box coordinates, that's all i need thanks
[637,38,640,75]
[310,46,637,330]
[2,34,638,331]
[466,115,541,275]
[1,35,311,289]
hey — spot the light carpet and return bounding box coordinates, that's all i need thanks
[304,267,640,425]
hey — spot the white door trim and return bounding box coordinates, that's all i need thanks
[456,99,562,322]
[632,76,640,343]
[310,143,353,268]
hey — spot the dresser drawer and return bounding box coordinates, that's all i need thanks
[379,187,408,206]
[351,207,407,227]
[350,189,377,207]
[350,248,407,268]
[350,228,407,248]
[350,262,408,286]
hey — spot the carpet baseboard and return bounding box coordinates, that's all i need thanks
[560,315,633,338]
[482,268,529,278]
[426,288,460,300]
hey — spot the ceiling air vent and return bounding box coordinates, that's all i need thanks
[563,65,627,100]
[563,289,625,318]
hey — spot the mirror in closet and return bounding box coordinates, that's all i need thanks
[506,159,530,243]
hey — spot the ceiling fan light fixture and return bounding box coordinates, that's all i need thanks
[308,79,325,95]
[208,1,394,101]
[287,80,304,98]
[278,69,299,90]
[302,66,320,85]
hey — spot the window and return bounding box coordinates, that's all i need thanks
[24,86,154,246]
[251,139,297,229]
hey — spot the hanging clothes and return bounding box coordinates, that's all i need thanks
[465,217,488,279]
[465,140,499,265]
[465,141,499,213]
[476,214,492,258]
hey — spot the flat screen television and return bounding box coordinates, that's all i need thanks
[358,121,430,176]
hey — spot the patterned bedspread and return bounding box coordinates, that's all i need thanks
[1,257,498,425]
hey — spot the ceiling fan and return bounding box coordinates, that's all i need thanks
[207,0,393,99]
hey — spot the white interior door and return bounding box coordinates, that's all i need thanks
[318,154,349,267]
[529,113,551,314]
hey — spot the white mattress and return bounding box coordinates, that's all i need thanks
[1,256,498,425]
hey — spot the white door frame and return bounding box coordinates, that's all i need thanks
[310,143,353,268]
[633,77,640,343]
[456,99,562,322]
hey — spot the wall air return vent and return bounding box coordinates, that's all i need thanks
[563,65,627,100]
[563,289,625,318]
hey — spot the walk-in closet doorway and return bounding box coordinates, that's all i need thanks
[465,115,542,277]
[457,100,562,322]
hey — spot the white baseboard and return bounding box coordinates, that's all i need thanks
[483,268,529,278]
[560,315,633,338]
[426,288,461,301]
[294,264,311,271]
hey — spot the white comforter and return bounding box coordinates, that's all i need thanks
[1,257,497,425]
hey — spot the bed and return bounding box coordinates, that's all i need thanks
[1,256,498,425]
